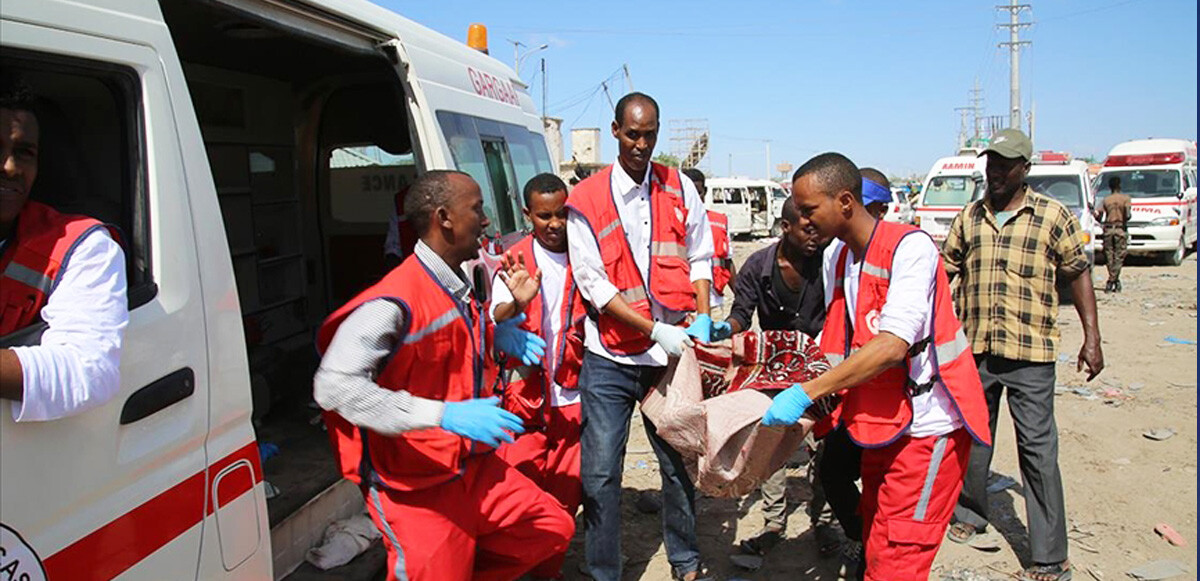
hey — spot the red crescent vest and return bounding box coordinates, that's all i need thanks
[708,211,732,295]
[566,163,696,355]
[819,221,991,449]
[495,235,586,429]
[316,253,492,491]
[1,201,118,336]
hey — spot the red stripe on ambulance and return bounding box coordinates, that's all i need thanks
[42,442,262,581]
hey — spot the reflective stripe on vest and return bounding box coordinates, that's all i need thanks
[402,308,460,345]
[3,262,53,295]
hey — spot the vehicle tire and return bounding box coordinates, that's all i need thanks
[1162,237,1185,266]
[770,219,784,238]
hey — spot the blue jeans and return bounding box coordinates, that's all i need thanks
[579,351,701,581]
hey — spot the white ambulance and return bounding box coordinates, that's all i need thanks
[1093,139,1197,265]
[1024,155,1099,263]
[0,0,552,579]
[914,155,985,245]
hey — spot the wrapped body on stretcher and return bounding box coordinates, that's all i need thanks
[640,330,840,498]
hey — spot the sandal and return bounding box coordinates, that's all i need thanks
[945,521,978,544]
[814,524,842,557]
[1018,561,1072,581]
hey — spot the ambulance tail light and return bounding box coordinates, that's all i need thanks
[467,23,489,53]
[1104,152,1185,166]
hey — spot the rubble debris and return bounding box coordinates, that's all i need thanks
[1154,522,1187,547]
[1126,559,1188,580]
[1143,428,1176,441]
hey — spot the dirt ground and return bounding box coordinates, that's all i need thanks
[555,238,1199,581]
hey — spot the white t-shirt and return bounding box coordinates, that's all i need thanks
[490,241,579,407]
[823,236,962,438]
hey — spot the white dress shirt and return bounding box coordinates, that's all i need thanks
[822,235,962,438]
[8,229,128,422]
[567,162,714,367]
[490,241,579,407]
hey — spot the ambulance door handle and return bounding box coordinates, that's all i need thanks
[120,368,195,425]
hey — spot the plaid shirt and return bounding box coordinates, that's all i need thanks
[942,186,1090,363]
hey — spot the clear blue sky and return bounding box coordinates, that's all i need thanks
[374,0,1197,179]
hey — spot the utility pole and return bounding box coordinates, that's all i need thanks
[997,0,1032,130]
[622,64,634,92]
[541,58,547,122]
[954,106,972,150]
[970,79,985,142]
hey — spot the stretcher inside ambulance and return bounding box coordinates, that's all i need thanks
[1093,139,1198,266]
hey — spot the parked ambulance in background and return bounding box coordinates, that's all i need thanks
[1024,153,1098,263]
[915,155,985,245]
[1,0,552,579]
[1093,139,1198,266]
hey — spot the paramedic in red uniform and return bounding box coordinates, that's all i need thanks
[489,173,586,580]
[313,170,574,581]
[0,75,128,421]
[682,168,735,315]
[762,153,991,581]
[566,92,717,581]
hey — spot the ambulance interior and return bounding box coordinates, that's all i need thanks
[160,0,417,523]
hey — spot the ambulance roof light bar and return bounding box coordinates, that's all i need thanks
[467,23,488,54]
[1033,150,1072,165]
[1104,152,1186,167]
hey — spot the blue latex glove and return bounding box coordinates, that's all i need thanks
[685,314,713,342]
[494,313,547,365]
[711,320,733,341]
[440,397,525,447]
[761,384,813,426]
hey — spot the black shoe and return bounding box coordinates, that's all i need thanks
[838,540,864,580]
[1114,280,1122,292]
[1104,281,1114,293]
[739,526,784,556]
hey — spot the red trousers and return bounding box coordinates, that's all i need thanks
[860,429,971,581]
[364,452,575,581]
[496,403,582,579]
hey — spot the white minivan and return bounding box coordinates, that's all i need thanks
[704,177,788,237]
[1093,139,1198,266]
[915,155,985,245]
[1,0,553,579]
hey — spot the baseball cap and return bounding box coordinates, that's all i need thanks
[980,128,1032,161]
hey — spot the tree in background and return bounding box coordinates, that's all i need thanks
[653,152,682,167]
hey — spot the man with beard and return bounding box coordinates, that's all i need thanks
[314,170,574,581]
[943,129,1103,581]
[566,92,715,581]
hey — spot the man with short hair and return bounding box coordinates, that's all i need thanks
[942,129,1104,581]
[762,152,992,581]
[1095,176,1131,292]
[314,170,574,581]
[860,168,893,221]
[489,172,586,580]
[566,92,715,581]
[0,75,129,422]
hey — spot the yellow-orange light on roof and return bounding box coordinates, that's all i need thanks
[467,23,489,54]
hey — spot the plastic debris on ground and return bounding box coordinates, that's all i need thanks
[264,481,281,500]
[1154,522,1187,547]
[1163,336,1197,345]
[1126,559,1189,580]
[305,513,382,570]
[1143,428,1176,441]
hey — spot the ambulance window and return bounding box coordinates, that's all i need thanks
[436,111,504,235]
[0,51,153,316]
[480,138,521,233]
[728,188,744,204]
